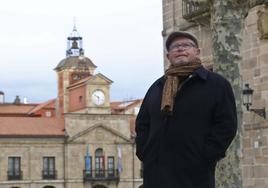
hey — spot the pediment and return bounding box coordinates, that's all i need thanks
[87,73,113,85]
[68,123,132,143]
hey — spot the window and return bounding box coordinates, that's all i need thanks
[84,156,92,176]
[45,111,51,117]
[107,156,114,177]
[8,157,21,180]
[95,148,105,177]
[43,157,56,179]
[79,96,83,103]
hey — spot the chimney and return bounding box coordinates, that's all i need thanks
[14,96,21,104]
[23,97,28,104]
[0,91,4,104]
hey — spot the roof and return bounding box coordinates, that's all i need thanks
[0,103,37,115]
[95,73,113,84]
[28,99,55,115]
[110,99,142,114]
[0,117,65,137]
[67,73,113,89]
[55,56,97,71]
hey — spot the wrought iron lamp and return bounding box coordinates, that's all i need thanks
[242,83,266,119]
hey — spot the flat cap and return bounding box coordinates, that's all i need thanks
[166,31,199,51]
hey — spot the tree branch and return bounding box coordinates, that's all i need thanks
[188,0,209,6]
[249,0,268,9]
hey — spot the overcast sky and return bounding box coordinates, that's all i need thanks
[0,0,164,103]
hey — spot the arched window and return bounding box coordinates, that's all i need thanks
[95,148,105,177]
[43,186,56,188]
[92,185,107,188]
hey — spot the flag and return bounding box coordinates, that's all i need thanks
[117,145,123,173]
[85,144,91,174]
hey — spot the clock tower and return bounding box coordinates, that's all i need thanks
[54,25,112,115]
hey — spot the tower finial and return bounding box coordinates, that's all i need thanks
[73,17,77,31]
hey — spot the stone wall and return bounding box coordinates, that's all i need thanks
[241,5,268,188]
[0,137,65,188]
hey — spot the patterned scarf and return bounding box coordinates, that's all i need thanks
[161,59,202,115]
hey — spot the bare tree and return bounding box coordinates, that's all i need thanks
[189,0,268,187]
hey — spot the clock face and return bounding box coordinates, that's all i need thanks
[92,90,105,106]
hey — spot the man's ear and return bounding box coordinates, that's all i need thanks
[196,48,201,56]
[166,52,171,61]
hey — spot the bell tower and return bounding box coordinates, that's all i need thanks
[54,24,97,116]
[66,23,84,57]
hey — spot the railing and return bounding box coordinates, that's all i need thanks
[182,0,210,20]
[42,170,57,179]
[83,169,119,182]
[7,170,23,180]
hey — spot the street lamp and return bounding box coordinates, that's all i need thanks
[242,83,266,119]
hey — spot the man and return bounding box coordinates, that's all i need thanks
[135,31,237,188]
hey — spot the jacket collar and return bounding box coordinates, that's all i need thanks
[194,65,208,80]
[157,65,208,86]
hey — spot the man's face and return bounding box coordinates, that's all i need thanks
[167,37,200,65]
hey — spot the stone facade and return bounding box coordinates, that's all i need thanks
[0,138,65,188]
[0,26,143,188]
[162,0,268,187]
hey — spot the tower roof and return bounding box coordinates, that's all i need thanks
[54,56,97,71]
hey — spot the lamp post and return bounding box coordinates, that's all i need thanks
[242,83,266,119]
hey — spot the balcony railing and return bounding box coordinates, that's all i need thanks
[42,170,57,179]
[83,169,119,182]
[182,0,210,21]
[7,170,23,180]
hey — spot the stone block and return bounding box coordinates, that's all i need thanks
[255,178,265,185]
[255,148,262,157]
[254,77,261,85]
[259,54,268,66]
[262,136,268,147]
[260,82,268,90]
[242,57,257,69]
[242,69,255,81]
[243,166,254,178]
[256,156,268,164]
[243,138,251,148]
[258,6,268,39]
[251,47,260,58]
[254,68,261,77]
[243,52,252,60]
[243,157,254,165]
[260,76,268,83]
[243,178,254,187]
[253,91,262,100]
[253,165,268,178]
[244,148,255,158]
[260,43,268,55]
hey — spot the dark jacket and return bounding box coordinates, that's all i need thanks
[135,66,237,188]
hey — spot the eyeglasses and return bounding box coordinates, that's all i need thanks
[169,43,197,52]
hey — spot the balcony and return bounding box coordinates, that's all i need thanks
[7,170,23,180]
[182,0,210,23]
[83,169,119,182]
[42,170,57,180]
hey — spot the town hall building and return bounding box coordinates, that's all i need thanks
[0,25,143,188]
